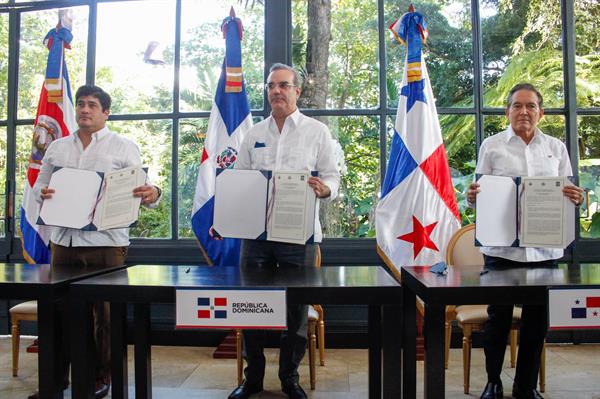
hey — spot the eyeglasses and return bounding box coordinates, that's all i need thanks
[265,82,296,91]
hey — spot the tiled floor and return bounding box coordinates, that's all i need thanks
[1,336,599,398]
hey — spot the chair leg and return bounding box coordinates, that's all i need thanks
[444,321,451,369]
[539,342,546,393]
[510,329,518,368]
[462,325,472,395]
[236,329,243,385]
[308,322,316,390]
[318,318,325,366]
[11,317,20,377]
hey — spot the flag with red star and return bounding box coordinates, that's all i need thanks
[376,9,460,271]
[549,288,600,329]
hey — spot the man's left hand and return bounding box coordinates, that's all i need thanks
[563,185,584,206]
[308,176,331,199]
[133,184,160,205]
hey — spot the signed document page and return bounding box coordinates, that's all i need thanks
[267,171,316,245]
[475,174,518,247]
[38,167,103,229]
[93,166,146,230]
[520,176,569,248]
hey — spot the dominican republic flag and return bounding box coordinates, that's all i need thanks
[191,9,252,266]
[549,288,600,329]
[19,13,76,264]
[376,8,460,273]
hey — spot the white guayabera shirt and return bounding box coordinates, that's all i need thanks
[236,109,341,243]
[475,125,573,262]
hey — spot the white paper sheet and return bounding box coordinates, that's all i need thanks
[213,169,270,240]
[267,171,316,245]
[520,177,566,247]
[93,166,146,230]
[38,167,104,229]
[475,174,518,246]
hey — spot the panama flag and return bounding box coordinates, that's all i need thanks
[19,11,76,264]
[191,8,252,266]
[376,7,460,273]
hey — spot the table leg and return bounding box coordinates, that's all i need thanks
[38,298,63,399]
[423,302,445,399]
[111,302,128,399]
[402,287,416,399]
[368,304,382,399]
[70,295,96,399]
[134,303,152,399]
[383,304,402,398]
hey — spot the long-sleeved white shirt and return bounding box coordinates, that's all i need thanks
[475,125,573,262]
[33,126,155,247]
[236,109,341,242]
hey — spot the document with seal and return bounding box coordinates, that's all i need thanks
[520,176,574,248]
[475,174,575,248]
[267,171,316,245]
[213,169,316,244]
[37,165,146,230]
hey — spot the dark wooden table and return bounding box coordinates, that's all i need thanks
[0,262,126,399]
[401,263,600,399]
[70,264,403,399]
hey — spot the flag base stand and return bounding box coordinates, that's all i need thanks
[26,338,39,353]
[213,331,238,359]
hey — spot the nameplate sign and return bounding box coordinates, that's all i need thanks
[175,288,287,329]
[548,287,600,330]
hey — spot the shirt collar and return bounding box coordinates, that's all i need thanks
[269,108,301,131]
[74,125,109,143]
[505,125,542,144]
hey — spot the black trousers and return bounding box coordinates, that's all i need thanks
[239,239,317,387]
[482,255,557,390]
[51,244,128,385]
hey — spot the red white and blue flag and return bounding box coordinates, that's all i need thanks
[549,288,600,329]
[19,13,76,264]
[191,9,252,266]
[376,8,460,272]
[197,297,228,319]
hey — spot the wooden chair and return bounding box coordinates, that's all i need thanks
[9,300,38,376]
[448,224,545,394]
[236,245,325,390]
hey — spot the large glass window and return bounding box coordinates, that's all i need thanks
[108,119,172,238]
[0,0,598,262]
[0,126,5,237]
[96,1,175,114]
[481,0,564,108]
[179,0,264,112]
[0,14,8,120]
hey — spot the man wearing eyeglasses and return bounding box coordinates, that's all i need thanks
[227,63,340,399]
[467,83,584,399]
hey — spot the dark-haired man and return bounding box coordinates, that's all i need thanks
[29,85,161,399]
[467,83,583,399]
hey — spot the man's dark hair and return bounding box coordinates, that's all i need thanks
[75,85,111,111]
[506,83,544,109]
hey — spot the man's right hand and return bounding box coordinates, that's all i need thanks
[41,187,55,200]
[466,182,480,204]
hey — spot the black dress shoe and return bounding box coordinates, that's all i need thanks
[480,381,504,399]
[228,380,263,399]
[512,383,544,399]
[282,382,308,399]
[95,382,110,399]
